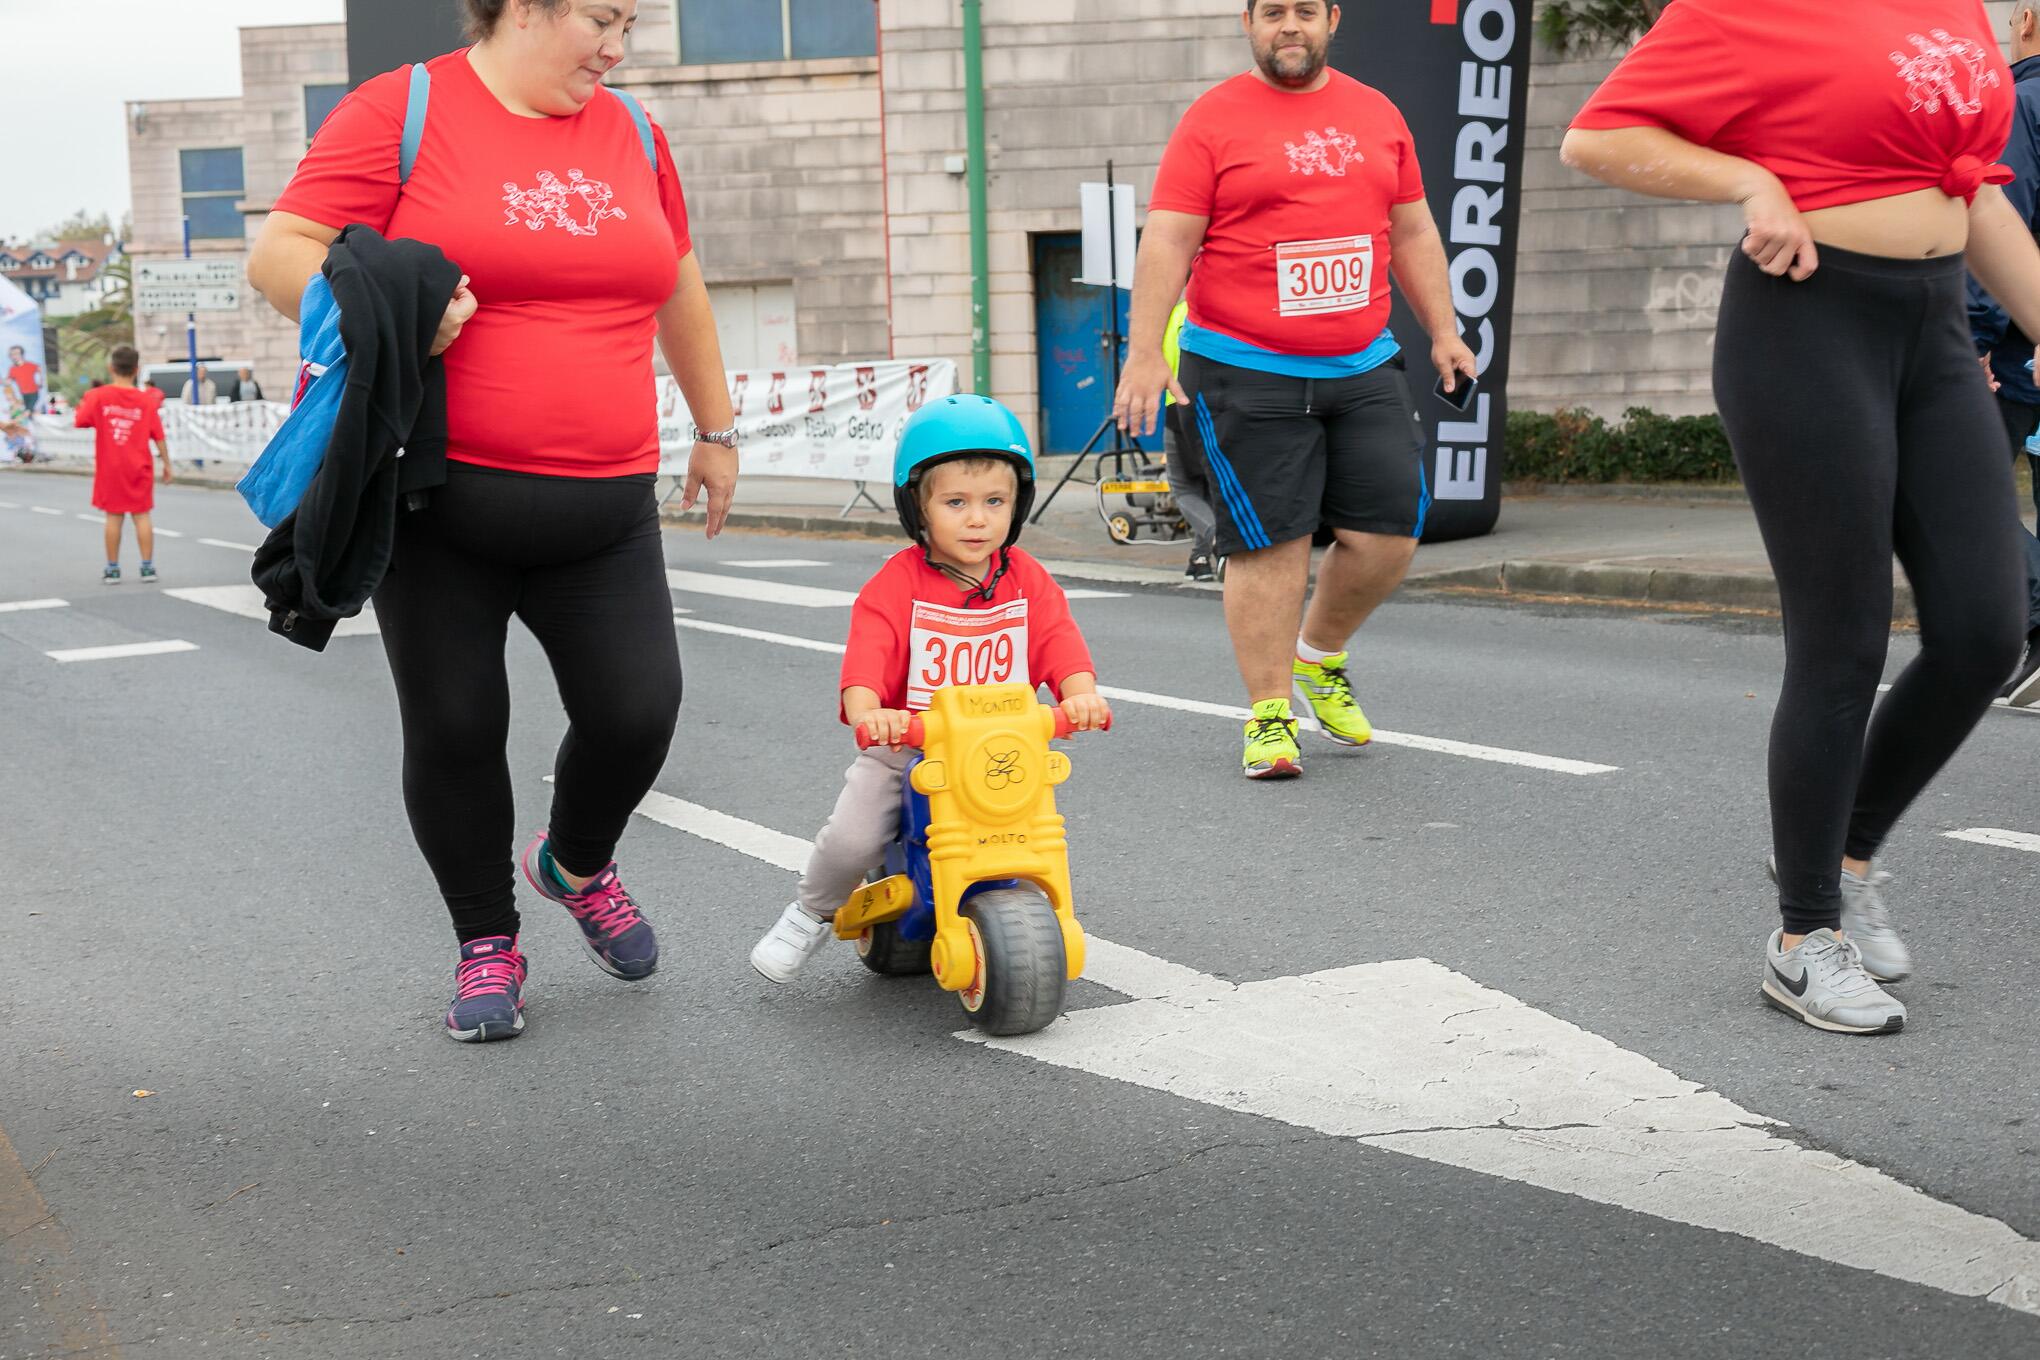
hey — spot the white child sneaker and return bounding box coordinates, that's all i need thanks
[750,902,832,983]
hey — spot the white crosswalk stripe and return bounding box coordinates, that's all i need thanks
[623,786,2040,1318]
[0,598,67,614]
[1944,827,2040,854]
[47,639,198,663]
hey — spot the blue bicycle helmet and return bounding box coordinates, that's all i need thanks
[893,394,1037,551]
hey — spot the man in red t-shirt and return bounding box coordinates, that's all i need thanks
[75,344,173,584]
[1113,0,1475,781]
[7,346,41,414]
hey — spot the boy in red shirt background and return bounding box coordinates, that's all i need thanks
[751,396,1112,983]
[75,344,173,584]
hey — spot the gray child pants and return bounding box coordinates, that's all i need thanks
[797,746,913,918]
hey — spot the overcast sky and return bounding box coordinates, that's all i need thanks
[0,0,345,242]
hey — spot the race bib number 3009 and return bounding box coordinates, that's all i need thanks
[907,599,1030,710]
[1276,234,1374,318]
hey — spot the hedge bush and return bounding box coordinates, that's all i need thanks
[1505,407,1738,485]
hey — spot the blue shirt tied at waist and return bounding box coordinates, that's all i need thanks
[1968,54,2040,408]
[1178,321,1401,379]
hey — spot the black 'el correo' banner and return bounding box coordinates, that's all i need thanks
[1332,0,1531,542]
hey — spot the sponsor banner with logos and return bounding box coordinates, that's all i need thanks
[1331,0,1529,541]
[26,400,288,465]
[656,358,958,483]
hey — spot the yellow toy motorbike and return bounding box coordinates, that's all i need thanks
[841,682,1106,1036]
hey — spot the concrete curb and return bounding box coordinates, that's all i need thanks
[1409,558,1916,622]
[1502,480,1749,505]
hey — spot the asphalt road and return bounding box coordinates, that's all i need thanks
[3,470,2038,1359]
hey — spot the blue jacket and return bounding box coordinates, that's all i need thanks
[238,273,347,528]
[1969,54,2040,406]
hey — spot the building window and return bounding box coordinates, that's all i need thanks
[180,147,246,240]
[305,84,347,143]
[678,0,875,63]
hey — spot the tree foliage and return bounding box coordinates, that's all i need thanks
[1535,0,1664,55]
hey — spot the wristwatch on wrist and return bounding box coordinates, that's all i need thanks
[697,426,739,448]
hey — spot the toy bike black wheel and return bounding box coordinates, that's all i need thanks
[957,887,1066,1036]
[856,920,932,976]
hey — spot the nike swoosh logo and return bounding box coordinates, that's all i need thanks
[1771,963,1810,998]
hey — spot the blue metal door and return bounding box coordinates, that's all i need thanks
[1032,232,1134,455]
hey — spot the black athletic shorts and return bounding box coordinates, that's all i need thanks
[1176,348,1430,556]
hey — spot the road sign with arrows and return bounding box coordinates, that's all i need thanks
[135,257,244,313]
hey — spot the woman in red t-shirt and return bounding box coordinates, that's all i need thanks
[1562,0,2040,1036]
[248,0,739,1044]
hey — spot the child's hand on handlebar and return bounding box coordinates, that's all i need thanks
[855,708,916,748]
[1060,693,1113,733]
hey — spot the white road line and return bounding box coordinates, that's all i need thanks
[667,569,856,609]
[676,617,847,656]
[0,598,68,614]
[721,558,830,569]
[198,537,259,553]
[164,584,380,638]
[1091,685,1619,775]
[47,640,199,663]
[631,790,813,873]
[30,506,62,516]
[626,789,2040,1317]
[0,499,18,508]
[74,513,103,523]
[1063,589,1130,600]
[1944,827,2040,854]
[670,618,1617,775]
[155,528,184,538]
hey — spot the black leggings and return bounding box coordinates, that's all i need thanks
[374,463,682,943]
[1714,245,2026,934]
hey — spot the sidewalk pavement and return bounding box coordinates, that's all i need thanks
[16,456,2036,620]
[659,458,2038,621]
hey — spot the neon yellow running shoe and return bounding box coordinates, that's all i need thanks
[1242,698,1302,779]
[1292,651,1373,747]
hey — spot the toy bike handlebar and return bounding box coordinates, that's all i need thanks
[855,708,1111,750]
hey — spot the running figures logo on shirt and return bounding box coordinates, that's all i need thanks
[1891,30,2001,116]
[1284,127,1364,176]
[500,169,629,235]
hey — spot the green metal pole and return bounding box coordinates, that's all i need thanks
[961,0,992,395]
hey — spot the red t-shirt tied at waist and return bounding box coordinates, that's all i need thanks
[273,49,693,478]
[1571,0,2013,212]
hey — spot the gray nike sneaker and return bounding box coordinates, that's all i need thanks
[1838,866,1912,983]
[1765,856,1912,982]
[1763,928,1906,1035]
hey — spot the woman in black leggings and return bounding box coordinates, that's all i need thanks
[249,0,738,1041]
[1564,0,2038,1034]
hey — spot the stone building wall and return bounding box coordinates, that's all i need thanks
[127,23,348,396]
[878,0,1240,426]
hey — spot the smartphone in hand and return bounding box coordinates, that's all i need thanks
[1433,373,1479,412]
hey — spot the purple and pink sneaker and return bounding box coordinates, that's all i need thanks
[521,832,660,981]
[445,935,527,1043]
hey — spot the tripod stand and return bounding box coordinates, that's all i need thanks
[1033,161,1151,523]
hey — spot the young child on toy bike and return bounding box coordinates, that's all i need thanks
[750,395,1113,982]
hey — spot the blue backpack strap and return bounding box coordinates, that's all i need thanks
[400,62,431,185]
[609,87,657,173]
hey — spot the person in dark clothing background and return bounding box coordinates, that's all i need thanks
[1967,0,2040,705]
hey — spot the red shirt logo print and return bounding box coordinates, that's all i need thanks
[1284,127,1365,176]
[1891,30,2001,117]
[500,168,631,235]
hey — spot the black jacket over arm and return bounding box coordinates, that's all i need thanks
[252,225,459,651]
